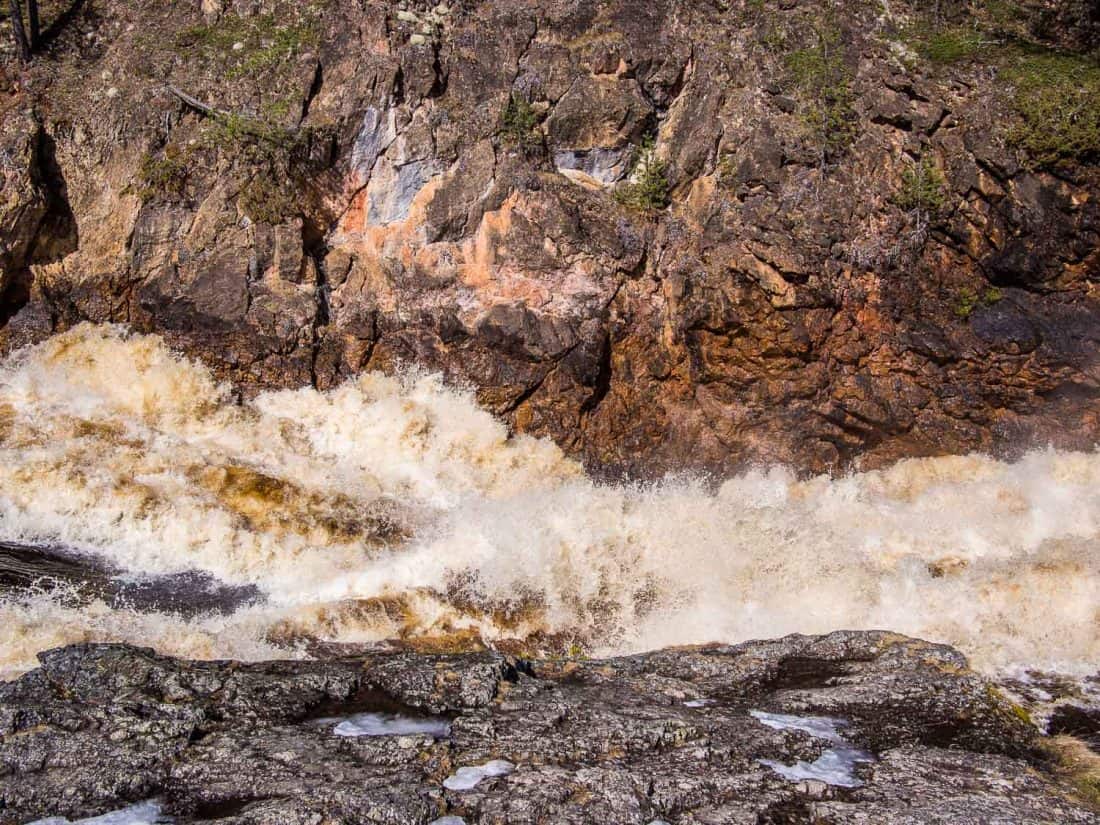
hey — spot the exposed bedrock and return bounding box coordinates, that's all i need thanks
[1,632,1098,823]
[1,0,1099,476]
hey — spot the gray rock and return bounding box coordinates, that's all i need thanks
[1,632,1095,824]
[553,148,631,185]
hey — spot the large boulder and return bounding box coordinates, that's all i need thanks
[0,633,1095,823]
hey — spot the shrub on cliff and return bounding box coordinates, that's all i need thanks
[136,146,192,202]
[615,136,670,212]
[500,95,542,149]
[895,157,947,216]
[783,27,857,162]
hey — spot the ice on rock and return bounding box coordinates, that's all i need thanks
[28,800,171,824]
[332,712,451,738]
[750,710,847,743]
[750,710,875,788]
[443,759,515,790]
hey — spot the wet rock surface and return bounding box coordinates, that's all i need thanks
[0,541,263,618]
[1,632,1096,824]
[0,0,1097,478]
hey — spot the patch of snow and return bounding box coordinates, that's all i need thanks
[683,698,710,708]
[443,759,515,790]
[28,799,171,824]
[332,712,451,738]
[750,710,875,788]
[428,818,467,825]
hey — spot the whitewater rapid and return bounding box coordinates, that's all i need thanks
[0,324,1097,678]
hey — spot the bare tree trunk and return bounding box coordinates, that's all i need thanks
[26,0,38,48]
[8,0,30,62]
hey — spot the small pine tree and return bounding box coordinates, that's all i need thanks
[615,136,670,212]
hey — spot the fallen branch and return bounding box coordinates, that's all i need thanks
[164,85,300,145]
[166,85,233,119]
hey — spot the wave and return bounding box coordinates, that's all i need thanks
[0,324,1096,678]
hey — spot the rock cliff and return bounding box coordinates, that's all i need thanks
[1,0,1099,476]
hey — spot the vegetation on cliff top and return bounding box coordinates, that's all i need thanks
[902,5,1100,167]
[1004,52,1100,167]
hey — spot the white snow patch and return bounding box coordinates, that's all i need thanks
[332,712,451,738]
[683,698,710,708]
[750,710,875,788]
[28,799,170,824]
[443,759,515,790]
[428,818,467,825]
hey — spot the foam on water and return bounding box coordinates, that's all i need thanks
[0,324,1098,678]
[751,711,875,787]
[332,712,451,738]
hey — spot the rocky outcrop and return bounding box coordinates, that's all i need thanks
[1,632,1097,824]
[0,0,1098,476]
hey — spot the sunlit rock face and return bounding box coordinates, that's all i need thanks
[1,0,1098,478]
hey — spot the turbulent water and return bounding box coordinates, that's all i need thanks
[0,324,1097,679]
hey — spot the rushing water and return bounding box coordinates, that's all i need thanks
[0,324,1097,679]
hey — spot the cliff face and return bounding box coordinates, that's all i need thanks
[1,0,1098,476]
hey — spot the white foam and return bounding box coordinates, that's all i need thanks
[751,710,875,787]
[443,759,515,790]
[0,324,1098,678]
[332,712,451,738]
[28,799,169,824]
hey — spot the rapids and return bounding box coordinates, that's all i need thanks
[0,324,1097,678]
